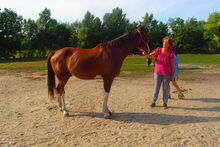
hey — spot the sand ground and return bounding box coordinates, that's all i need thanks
[0,69,220,147]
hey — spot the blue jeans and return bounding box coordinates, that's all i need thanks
[153,73,171,104]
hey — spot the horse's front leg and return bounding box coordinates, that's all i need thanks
[103,76,114,119]
[103,91,112,118]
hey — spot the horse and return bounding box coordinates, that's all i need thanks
[47,27,149,118]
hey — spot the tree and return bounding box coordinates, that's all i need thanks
[102,7,129,41]
[69,21,81,47]
[78,11,103,48]
[0,8,23,58]
[126,21,139,32]
[52,23,72,49]
[149,22,169,49]
[21,19,39,57]
[168,17,206,53]
[141,13,168,50]
[184,18,206,53]
[141,13,158,33]
[168,17,185,52]
[36,8,57,57]
[204,12,220,53]
[37,8,51,29]
[1,7,218,58]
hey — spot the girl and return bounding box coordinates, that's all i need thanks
[169,47,185,99]
[142,37,174,109]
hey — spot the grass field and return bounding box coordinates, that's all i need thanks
[0,54,220,77]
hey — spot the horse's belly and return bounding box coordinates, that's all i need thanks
[71,71,98,80]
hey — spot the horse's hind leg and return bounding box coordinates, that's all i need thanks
[56,85,62,110]
[61,93,68,116]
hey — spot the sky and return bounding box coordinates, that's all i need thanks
[0,0,219,23]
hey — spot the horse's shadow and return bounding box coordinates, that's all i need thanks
[67,110,220,125]
[65,97,220,125]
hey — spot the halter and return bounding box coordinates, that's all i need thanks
[136,29,150,53]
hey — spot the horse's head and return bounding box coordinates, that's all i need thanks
[135,26,150,53]
[135,27,152,67]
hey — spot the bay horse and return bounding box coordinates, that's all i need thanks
[47,27,149,118]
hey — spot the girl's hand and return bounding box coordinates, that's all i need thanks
[171,75,175,81]
[143,51,149,57]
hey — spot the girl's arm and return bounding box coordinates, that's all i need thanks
[143,50,156,59]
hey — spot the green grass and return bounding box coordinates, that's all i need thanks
[0,58,47,70]
[178,54,220,65]
[0,54,219,77]
[120,56,153,77]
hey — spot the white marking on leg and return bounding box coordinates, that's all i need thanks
[57,95,62,110]
[103,91,110,118]
[56,89,62,110]
[61,94,68,116]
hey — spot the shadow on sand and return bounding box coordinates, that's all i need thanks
[62,97,220,125]
[179,67,201,71]
[66,109,220,125]
[183,97,220,103]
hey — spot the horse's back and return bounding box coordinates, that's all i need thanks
[49,45,118,79]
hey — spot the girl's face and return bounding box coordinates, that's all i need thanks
[163,40,171,49]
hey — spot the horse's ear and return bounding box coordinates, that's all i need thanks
[101,43,107,48]
[137,26,147,39]
[137,26,144,32]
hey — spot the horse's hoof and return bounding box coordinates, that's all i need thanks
[104,112,112,119]
[108,111,113,116]
[57,104,62,109]
[104,114,111,119]
[63,111,69,117]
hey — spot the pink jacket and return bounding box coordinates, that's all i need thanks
[154,48,174,76]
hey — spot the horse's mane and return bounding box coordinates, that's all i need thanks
[105,31,134,48]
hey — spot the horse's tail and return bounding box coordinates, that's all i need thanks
[47,51,56,100]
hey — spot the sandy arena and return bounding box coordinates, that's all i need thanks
[0,69,220,147]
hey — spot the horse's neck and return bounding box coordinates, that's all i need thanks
[119,38,136,60]
[106,32,137,63]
